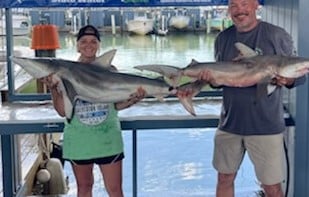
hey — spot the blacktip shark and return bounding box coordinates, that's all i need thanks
[11,50,200,120]
[134,42,309,96]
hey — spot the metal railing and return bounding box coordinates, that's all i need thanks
[0,108,295,197]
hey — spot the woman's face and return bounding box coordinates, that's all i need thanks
[77,35,100,59]
[228,0,259,32]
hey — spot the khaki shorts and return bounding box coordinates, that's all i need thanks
[212,129,285,185]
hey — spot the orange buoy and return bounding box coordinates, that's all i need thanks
[31,24,60,50]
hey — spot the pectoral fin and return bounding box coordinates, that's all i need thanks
[267,84,277,95]
[134,64,182,87]
[61,78,78,121]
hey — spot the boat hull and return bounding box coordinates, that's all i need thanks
[127,18,154,35]
[169,15,190,29]
[0,15,31,36]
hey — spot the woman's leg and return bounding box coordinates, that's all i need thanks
[99,160,123,197]
[72,163,94,197]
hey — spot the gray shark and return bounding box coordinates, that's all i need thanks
[134,42,309,95]
[11,50,189,120]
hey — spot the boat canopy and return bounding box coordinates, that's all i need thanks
[0,0,263,8]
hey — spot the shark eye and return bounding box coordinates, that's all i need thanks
[168,87,174,91]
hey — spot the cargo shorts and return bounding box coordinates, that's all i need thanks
[212,129,285,185]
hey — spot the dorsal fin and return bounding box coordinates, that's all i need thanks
[93,49,117,67]
[234,42,257,59]
[187,59,199,67]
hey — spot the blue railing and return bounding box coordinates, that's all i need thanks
[0,104,295,197]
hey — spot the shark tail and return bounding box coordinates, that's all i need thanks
[61,78,77,121]
[179,96,196,116]
[177,80,208,116]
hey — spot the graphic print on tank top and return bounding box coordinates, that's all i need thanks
[74,100,109,126]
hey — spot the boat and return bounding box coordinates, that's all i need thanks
[156,29,168,36]
[169,15,190,29]
[0,14,31,36]
[208,17,232,32]
[206,8,233,33]
[154,15,168,36]
[208,17,224,32]
[0,46,34,92]
[126,16,154,36]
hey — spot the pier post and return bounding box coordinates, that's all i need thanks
[111,14,116,35]
[31,24,60,93]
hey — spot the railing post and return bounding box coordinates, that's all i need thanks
[132,129,137,197]
[1,135,15,197]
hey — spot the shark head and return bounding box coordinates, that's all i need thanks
[279,56,309,78]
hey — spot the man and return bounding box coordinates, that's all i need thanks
[207,0,306,196]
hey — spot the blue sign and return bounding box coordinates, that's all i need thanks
[1,0,263,8]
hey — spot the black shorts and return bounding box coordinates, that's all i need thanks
[70,152,124,165]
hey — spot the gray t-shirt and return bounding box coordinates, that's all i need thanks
[215,21,302,135]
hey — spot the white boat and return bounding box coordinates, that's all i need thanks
[0,14,31,36]
[169,15,190,29]
[0,46,34,91]
[156,29,168,36]
[155,15,168,36]
[127,16,154,36]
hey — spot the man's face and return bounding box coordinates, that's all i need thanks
[228,0,259,32]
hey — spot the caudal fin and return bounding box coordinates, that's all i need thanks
[177,80,208,116]
[179,96,196,116]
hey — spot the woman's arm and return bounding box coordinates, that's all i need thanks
[115,87,146,110]
[40,75,66,117]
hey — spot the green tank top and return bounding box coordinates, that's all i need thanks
[62,99,123,160]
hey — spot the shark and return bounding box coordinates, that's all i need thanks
[134,42,309,95]
[11,50,200,119]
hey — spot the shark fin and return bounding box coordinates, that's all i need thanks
[188,59,199,66]
[179,96,196,116]
[134,64,182,87]
[177,80,207,116]
[256,82,277,98]
[267,84,277,95]
[63,92,74,123]
[61,78,78,120]
[93,49,117,68]
[234,42,257,59]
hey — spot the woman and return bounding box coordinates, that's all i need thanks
[42,25,145,197]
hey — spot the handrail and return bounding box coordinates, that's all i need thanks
[1,110,295,197]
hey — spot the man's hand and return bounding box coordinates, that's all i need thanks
[272,75,295,86]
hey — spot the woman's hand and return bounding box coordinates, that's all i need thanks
[40,74,65,116]
[129,87,146,102]
[39,74,59,90]
[115,87,146,110]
